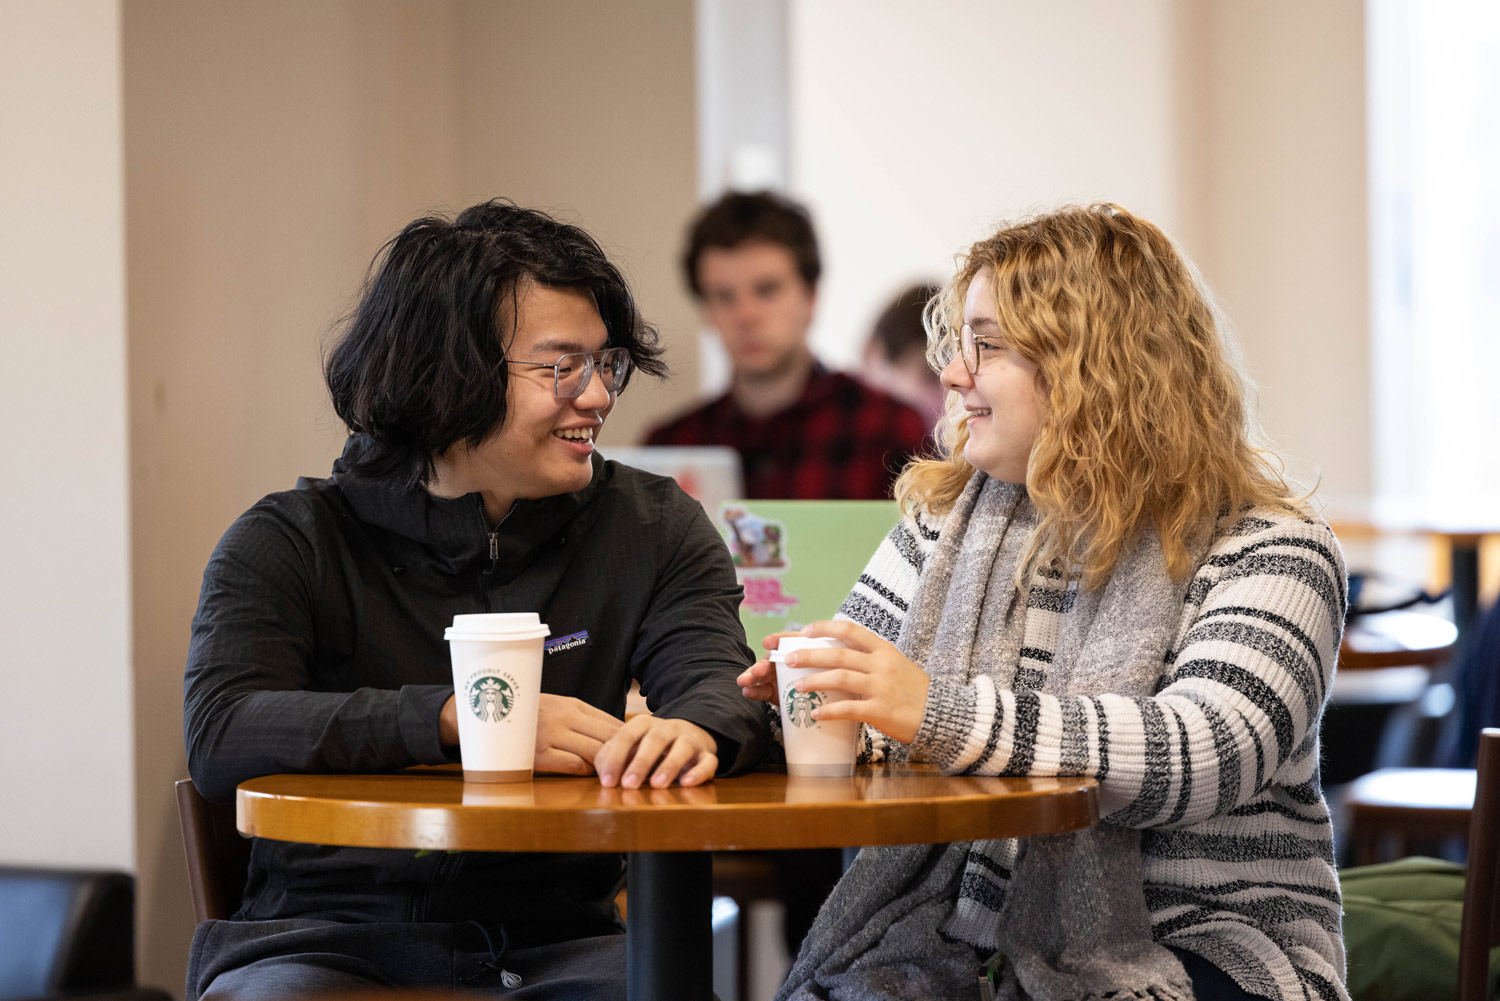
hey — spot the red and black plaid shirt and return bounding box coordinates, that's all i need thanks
[644,366,930,500]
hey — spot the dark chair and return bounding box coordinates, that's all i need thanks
[1458,728,1500,1001]
[174,779,251,923]
[0,866,171,1000]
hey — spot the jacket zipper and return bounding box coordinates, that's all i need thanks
[478,500,515,611]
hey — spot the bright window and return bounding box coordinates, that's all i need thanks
[1368,0,1500,525]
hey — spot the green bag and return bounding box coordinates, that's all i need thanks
[1341,856,1499,1001]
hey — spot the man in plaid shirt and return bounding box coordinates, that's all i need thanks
[645,191,928,500]
[644,191,930,960]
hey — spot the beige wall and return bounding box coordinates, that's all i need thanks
[789,0,1185,368]
[121,2,698,992]
[451,0,701,445]
[0,1,134,870]
[1185,1,1371,517]
[125,5,461,988]
[787,0,1370,516]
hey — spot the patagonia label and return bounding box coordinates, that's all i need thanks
[544,629,590,656]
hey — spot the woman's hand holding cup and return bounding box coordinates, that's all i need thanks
[785,620,930,745]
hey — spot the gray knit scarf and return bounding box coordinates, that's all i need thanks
[779,473,1203,1001]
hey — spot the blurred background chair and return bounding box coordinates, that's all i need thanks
[173,779,249,923]
[0,866,170,1001]
[1324,607,1459,791]
[1458,728,1500,1001]
[1343,766,1476,866]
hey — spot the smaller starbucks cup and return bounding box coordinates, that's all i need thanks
[773,636,859,778]
[445,612,549,783]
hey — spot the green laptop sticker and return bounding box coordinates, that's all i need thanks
[718,501,900,644]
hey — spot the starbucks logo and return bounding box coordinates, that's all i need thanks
[468,675,516,722]
[784,687,824,728]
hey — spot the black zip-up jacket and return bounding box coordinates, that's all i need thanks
[183,437,769,945]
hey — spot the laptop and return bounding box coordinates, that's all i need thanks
[600,445,744,520]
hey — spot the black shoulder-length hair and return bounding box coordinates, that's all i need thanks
[325,199,667,489]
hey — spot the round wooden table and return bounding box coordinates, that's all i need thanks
[239,763,1099,1000]
[1339,609,1458,671]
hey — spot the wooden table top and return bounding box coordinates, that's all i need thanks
[238,764,1099,853]
[1339,609,1458,670]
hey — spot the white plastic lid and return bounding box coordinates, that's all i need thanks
[444,612,550,641]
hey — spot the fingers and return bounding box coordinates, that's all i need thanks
[760,630,803,651]
[645,736,713,789]
[794,668,864,698]
[736,660,779,704]
[618,724,676,789]
[533,695,624,774]
[783,646,856,672]
[808,697,864,723]
[735,659,775,686]
[594,715,648,786]
[677,749,718,787]
[741,682,778,705]
[539,693,622,743]
[595,717,717,789]
[801,619,882,653]
[543,725,610,768]
[534,747,595,776]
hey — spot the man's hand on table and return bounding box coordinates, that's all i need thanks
[440,693,623,775]
[595,716,718,789]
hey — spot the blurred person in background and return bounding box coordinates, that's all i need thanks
[860,281,946,427]
[646,190,927,500]
[646,190,929,961]
[741,204,1347,1001]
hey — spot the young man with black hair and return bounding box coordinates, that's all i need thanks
[183,200,769,1000]
[646,191,928,500]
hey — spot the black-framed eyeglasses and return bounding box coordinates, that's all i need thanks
[504,347,631,399]
[956,324,1002,375]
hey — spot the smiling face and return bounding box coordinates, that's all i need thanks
[939,268,1047,483]
[434,280,613,518]
[696,241,816,377]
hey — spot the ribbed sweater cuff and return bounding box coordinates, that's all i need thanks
[911,677,977,770]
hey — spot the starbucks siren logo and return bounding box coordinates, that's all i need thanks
[784,687,824,728]
[468,674,517,722]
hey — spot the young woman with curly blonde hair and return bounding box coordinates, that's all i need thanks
[740,204,1347,1001]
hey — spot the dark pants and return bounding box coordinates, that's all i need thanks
[189,918,625,1000]
[1169,947,1260,1001]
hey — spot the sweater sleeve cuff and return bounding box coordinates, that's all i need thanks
[910,677,978,770]
[399,684,460,765]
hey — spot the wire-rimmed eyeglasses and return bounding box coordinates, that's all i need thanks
[955,324,1001,375]
[504,347,631,399]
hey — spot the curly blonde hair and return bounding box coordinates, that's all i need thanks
[895,203,1301,588]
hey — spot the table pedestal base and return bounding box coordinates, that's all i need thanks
[626,851,712,1000]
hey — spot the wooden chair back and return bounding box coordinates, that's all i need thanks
[174,778,252,923]
[1458,728,1500,1001]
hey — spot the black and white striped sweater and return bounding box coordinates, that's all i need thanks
[839,506,1349,1001]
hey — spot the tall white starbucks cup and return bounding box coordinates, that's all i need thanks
[773,636,859,777]
[444,612,549,783]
